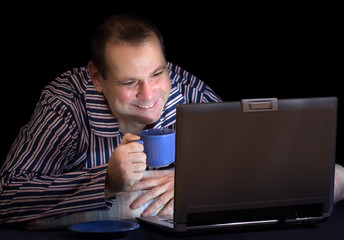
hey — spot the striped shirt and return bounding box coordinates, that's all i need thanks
[0,62,222,224]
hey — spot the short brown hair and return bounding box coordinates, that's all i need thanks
[90,13,166,78]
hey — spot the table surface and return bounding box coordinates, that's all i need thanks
[1,200,343,240]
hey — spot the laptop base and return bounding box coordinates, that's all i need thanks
[137,214,328,236]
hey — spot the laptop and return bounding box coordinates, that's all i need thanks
[137,97,337,233]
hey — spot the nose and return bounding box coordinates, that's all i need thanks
[136,81,155,101]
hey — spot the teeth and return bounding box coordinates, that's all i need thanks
[137,103,154,109]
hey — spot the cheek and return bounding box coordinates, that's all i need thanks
[103,86,134,106]
[160,77,171,97]
[114,90,135,105]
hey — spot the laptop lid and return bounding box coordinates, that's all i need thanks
[173,97,337,231]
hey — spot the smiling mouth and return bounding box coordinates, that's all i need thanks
[135,102,155,109]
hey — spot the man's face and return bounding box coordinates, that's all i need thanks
[93,35,171,133]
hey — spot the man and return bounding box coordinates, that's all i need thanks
[1,13,343,229]
[0,13,222,227]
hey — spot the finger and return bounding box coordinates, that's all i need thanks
[120,162,146,188]
[132,162,147,173]
[129,173,174,191]
[140,172,174,181]
[127,152,146,163]
[118,159,147,181]
[121,133,141,145]
[118,141,144,154]
[141,189,174,217]
[130,180,174,209]
[157,198,174,216]
[129,178,160,192]
[114,150,146,165]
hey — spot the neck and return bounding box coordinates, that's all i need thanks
[119,122,145,135]
[119,121,157,135]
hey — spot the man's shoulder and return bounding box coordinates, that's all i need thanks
[167,62,205,91]
[39,66,90,114]
[167,62,193,83]
[43,67,89,100]
[54,66,89,94]
[167,62,222,103]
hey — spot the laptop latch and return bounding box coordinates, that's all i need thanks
[241,98,278,112]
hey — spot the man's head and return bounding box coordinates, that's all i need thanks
[88,13,171,134]
[90,13,166,78]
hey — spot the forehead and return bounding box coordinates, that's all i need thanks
[104,35,166,79]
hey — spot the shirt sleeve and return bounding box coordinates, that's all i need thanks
[0,92,109,224]
[334,164,344,204]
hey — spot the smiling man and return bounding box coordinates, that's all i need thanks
[0,13,222,228]
[87,19,176,211]
[89,34,171,135]
[1,13,343,230]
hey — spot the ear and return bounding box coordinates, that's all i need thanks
[88,61,103,93]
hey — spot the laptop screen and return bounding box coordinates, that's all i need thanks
[174,98,337,226]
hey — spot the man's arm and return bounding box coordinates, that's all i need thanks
[335,164,344,204]
[0,96,108,224]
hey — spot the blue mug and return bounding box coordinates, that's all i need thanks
[137,129,175,168]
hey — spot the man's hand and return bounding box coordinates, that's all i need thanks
[105,133,146,199]
[129,172,174,216]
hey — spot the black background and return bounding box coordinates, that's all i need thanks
[1,3,342,166]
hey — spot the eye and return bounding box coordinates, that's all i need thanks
[121,80,139,87]
[152,71,163,78]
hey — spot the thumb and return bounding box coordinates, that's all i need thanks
[121,133,141,145]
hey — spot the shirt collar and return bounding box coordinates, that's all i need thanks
[150,81,186,129]
[85,73,120,137]
[85,69,185,137]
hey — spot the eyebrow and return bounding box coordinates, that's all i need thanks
[152,64,167,73]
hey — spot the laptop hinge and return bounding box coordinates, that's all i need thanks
[284,216,328,225]
[241,98,278,112]
[174,223,187,232]
[284,212,329,225]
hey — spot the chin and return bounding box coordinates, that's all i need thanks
[138,116,160,126]
[135,110,162,125]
